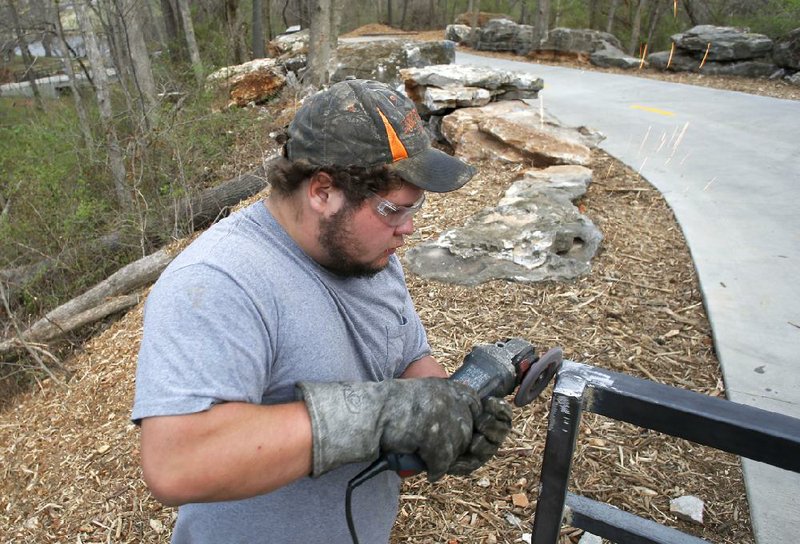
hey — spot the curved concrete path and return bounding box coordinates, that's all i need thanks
[456,51,800,543]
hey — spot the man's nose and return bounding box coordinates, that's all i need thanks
[395,216,415,235]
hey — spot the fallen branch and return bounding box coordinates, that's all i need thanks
[0,249,174,356]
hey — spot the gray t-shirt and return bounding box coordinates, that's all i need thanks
[132,201,431,543]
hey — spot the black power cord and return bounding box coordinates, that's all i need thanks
[345,459,392,544]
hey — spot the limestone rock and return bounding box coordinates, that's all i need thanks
[698,58,778,78]
[416,86,493,115]
[647,49,777,77]
[647,50,704,72]
[540,27,623,55]
[475,18,535,54]
[404,165,602,286]
[402,64,543,93]
[454,11,511,27]
[671,25,773,61]
[206,59,287,107]
[445,24,473,44]
[267,29,309,57]
[578,533,603,544]
[773,28,800,70]
[786,71,800,86]
[590,46,642,69]
[670,495,704,525]
[331,40,455,85]
[440,101,601,167]
[402,64,543,115]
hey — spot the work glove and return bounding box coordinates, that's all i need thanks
[296,378,512,481]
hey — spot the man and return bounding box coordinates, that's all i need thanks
[132,79,512,543]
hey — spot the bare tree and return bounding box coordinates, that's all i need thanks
[119,0,158,126]
[226,0,248,64]
[253,0,265,58]
[645,0,666,47]
[175,0,203,85]
[7,0,43,109]
[588,0,600,29]
[306,0,332,86]
[74,0,132,209]
[606,0,619,33]
[53,0,93,148]
[628,0,648,55]
[683,0,713,25]
[535,0,550,47]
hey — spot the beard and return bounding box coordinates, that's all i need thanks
[318,205,388,278]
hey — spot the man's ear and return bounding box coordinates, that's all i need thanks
[307,171,335,214]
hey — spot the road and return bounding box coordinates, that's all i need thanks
[455,51,800,543]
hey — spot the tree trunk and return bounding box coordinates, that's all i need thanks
[535,0,549,47]
[121,0,158,127]
[31,0,56,57]
[54,0,94,149]
[400,0,409,29]
[175,0,203,86]
[329,0,341,50]
[468,0,479,45]
[225,0,248,64]
[7,0,44,109]
[74,0,132,209]
[645,0,665,47]
[160,0,185,61]
[606,0,619,33]
[683,0,712,25]
[306,0,332,86]
[553,0,560,27]
[387,0,393,26]
[628,0,647,55]
[143,0,168,51]
[253,0,265,58]
[265,0,272,41]
[588,0,599,29]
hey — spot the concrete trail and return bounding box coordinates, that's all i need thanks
[455,51,800,543]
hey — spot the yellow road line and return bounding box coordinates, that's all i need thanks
[631,104,675,117]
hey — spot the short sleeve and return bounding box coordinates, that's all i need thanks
[132,263,273,423]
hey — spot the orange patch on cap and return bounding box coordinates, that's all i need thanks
[376,107,409,162]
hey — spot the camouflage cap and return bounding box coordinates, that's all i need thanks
[286,79,476,193]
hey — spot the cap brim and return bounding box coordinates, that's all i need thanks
[388,147,477,193]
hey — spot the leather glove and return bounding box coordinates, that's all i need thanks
[296,378,509,481]
[448,396,513,476]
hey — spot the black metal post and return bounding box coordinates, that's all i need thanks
[529,360,800,543]
[565,493,710,544]
[530,371,587,544]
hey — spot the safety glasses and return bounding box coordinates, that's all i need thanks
[368,190,426,227]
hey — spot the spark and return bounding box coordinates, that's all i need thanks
[638,157,649,174]
[699,42,711,69]
[674,0,678,17]
[657,131,667,153]
[680,150,693,165]
[672,121,690,154]
[667,43,675,69]
[703,176,718,191]
[639,43,648,69]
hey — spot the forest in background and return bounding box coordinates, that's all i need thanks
[1,0,799,383]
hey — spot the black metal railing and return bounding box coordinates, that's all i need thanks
[530,360,800,544]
